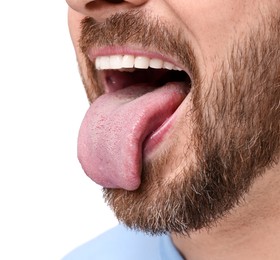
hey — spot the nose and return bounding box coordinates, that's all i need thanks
[66,0,148,19]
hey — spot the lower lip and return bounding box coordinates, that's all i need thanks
[143,112,176,157]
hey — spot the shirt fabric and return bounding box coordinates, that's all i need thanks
[62,224,184,260]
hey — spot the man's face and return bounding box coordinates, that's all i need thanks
[67,0,280,234]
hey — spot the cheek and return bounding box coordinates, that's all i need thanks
[68,8,85,54]
[165,0,250,65]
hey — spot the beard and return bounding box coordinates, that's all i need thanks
[79,11,280,235]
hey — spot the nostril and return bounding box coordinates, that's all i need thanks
[80,0,147,19]
[106,0,124,3]
[85,0,124,10]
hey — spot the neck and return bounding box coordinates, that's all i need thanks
[171,164,280,260]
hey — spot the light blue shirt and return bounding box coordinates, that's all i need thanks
[62,224,184,260]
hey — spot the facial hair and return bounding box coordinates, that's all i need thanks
[79,11,280,235]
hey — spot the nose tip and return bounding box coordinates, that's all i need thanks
[67,0,148,19]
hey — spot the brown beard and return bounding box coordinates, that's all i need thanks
[79,11,280,235]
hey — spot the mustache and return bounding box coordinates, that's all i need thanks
[79,10,199,81]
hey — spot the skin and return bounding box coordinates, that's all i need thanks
[66,0,280,259]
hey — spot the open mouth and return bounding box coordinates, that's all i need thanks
[95,54,192,94]
[78,53,192,190]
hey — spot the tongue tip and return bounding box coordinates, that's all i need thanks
[94,175,141,191]
[123,178,141,191]
[81,161,142,191]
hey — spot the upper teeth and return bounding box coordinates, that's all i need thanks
[95,55,182,71]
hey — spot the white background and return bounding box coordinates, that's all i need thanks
[0,1,118,259]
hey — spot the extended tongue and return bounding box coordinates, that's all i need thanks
[78,83,186,191]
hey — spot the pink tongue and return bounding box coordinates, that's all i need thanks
[78,84,186,191]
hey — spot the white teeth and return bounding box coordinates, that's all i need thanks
[95,57,101,70]
[163,61,174,70]
[110,55,123,69]
[122,55,135,68]
[174,66,183,71]
[95,55,182,71]
[96,56,110,70]
[150,58,163,69]
[134,56,149,69]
